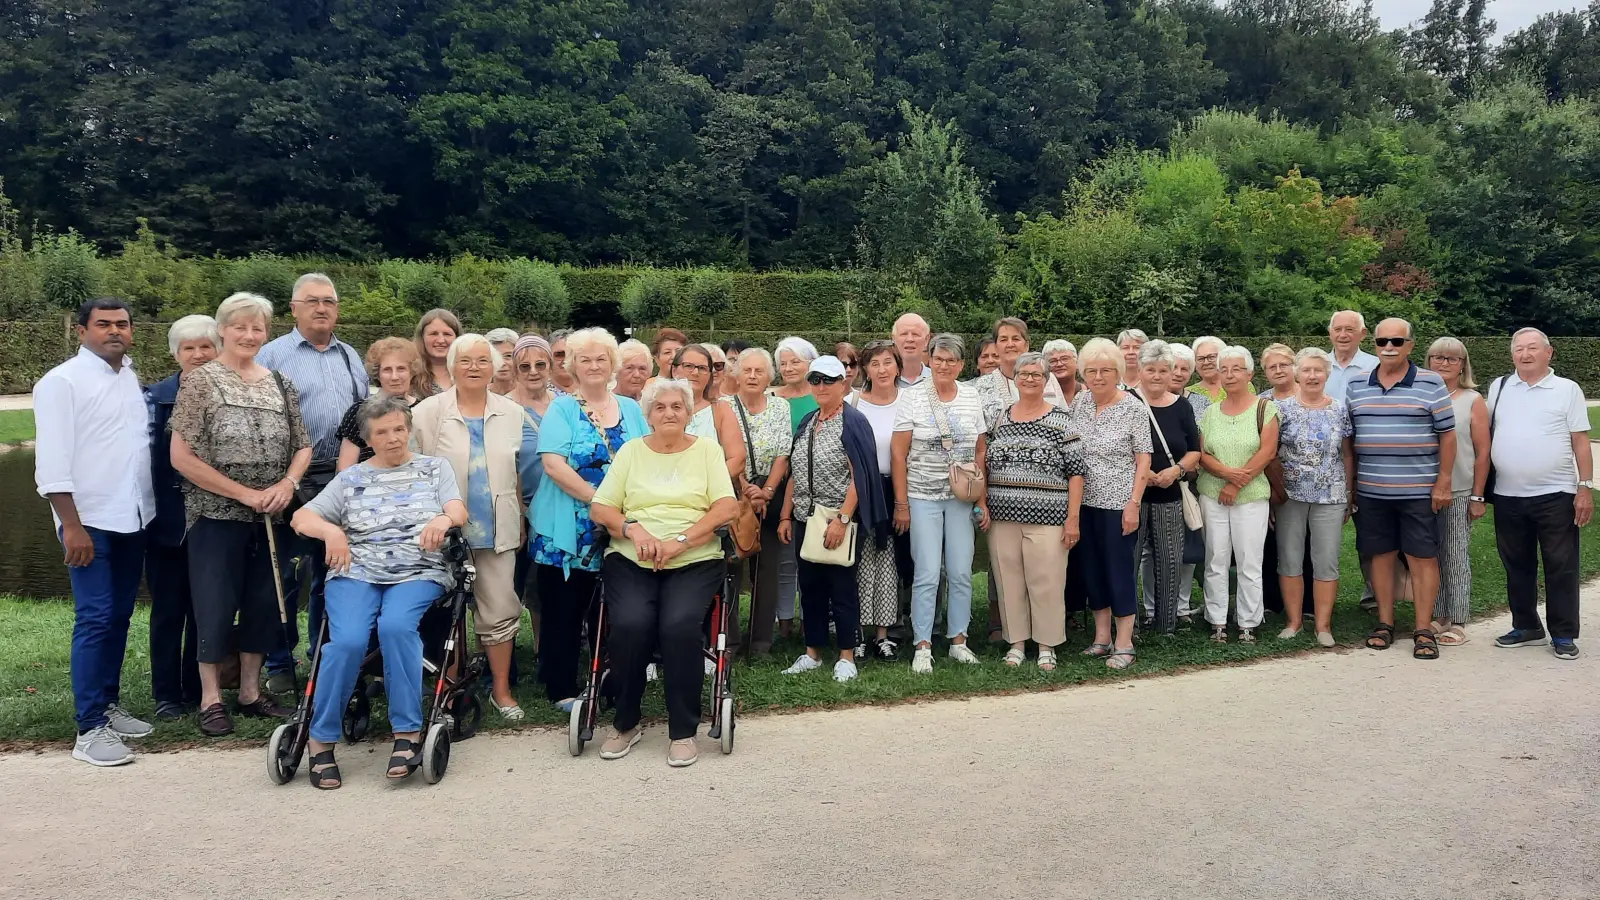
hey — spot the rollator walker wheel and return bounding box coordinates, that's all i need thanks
[343,689,371,743]
[266,723,301,785]
[568,698,588,757]
[718,696,736,755]
[421,722,451,784]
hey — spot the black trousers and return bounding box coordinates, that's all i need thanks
[187,518,287,663]
[536,564,599,703]
[795,521,861,651]
[1494,491,1581,640]
[604,555,722,739]
[145,541,200,705]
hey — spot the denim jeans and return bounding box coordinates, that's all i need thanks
[64,527,147,732]
[310,578,444,744]
[908,497,975,645]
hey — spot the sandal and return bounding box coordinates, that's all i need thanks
[1081,642,1111,658]
[1413,629,1440,661]
[308,749,341,790]
[1036,649,1057,672]
[1238,629,1257,644]
[1437,624,1468,646]
[1002,647,1026,667]
[1210,626,1228,644]
[1106,647,1136,670]
[1365,622,1395,650]
[387,739,422,779]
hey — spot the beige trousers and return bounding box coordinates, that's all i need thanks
[988,520,1067,647]
[470,548,522,645]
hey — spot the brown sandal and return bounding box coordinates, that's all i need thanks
[1413,629,1440,660]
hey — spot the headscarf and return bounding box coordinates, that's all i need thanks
[514,334,552,359]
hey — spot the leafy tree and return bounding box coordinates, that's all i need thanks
[38,232,103,311]
[688,269,735,337]
[340,283,417,326]
[502,259,572,329]
[1405,0,1496,98]
[1495,2,1600,102]
[102,220,207,318]
[1125,264,1198,336]
[619,271,679,325]
[226,254,298,312]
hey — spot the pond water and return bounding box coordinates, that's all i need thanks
[1,450,79,598]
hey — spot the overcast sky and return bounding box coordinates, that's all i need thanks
[1370,0,1583,36]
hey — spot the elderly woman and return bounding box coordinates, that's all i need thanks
[485,327,521,395]
[1197,346,1280,644]
[979,352,1086,669]
[1133,341,1202,635]
[1260,343,1297,401]
[1273,348,1353,647]
[650,329,688,387]
[508,334,557,641]
[1117,329,1149,391]
[548,329,576,393]
[335,337,421,471]
[1073,338,1153,669]
[1044,339,1081,409]
[892,333,986,674]
[849,340,910,660]
[616,338,652,401]
[1191,335,1227,403]
[725,348,792,655]
[530,328,650,711]
[1426,337,1489,646]
[1172,344,1211,422]
[588,379,739,768]
[414,308,461,394]
[410,334,531,718]
[779,356,891,682]
[169,292,311,735]
[775,336,821,432]
[718,339,751,397]
[1145,341,1207,623]
[289,395,468,788]
[671,344,746,476]
[144,315,219,721]
[974,338,1000,378]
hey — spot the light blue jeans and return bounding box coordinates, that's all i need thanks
[909,497,975,645]
[311,578,444,743]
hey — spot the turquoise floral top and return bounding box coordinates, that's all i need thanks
[528,393,650,575]
[463,417,495,549]
[529,420,624,573]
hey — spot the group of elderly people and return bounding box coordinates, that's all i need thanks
[120,277,1545,779]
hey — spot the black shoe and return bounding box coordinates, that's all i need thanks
[199,703,234,736]
[875,638,899,662]
[154,700,190,721]
[234,695,292,719]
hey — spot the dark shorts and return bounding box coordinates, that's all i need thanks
[1354,496,1440,560]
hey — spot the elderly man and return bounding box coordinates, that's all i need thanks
[35,298,158,766]
[1487,328,1592,660]
[893,313,931,388]
[257,272,368,689]
[1325,310,1380,401]
[1346,318,1455,660]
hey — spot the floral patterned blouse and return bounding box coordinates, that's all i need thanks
[1274,396,1353,505]
[169,360,310,528]
[724,394,791,481]
[1070,390,1154,510]
[529,418,626,573]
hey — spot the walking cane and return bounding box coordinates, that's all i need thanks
[741,555,760,662]
[263,514,300,695]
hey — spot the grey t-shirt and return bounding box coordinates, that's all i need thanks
[304,454,462,587]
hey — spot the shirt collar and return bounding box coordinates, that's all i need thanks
[1513,367,1558,389]
[76,344,132,374]
[1367,361,1417,388]
[289,326,342,352]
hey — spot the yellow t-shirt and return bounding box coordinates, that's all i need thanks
[590,435,736,569]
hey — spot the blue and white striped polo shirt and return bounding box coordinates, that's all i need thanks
[258,327,368,460]
[1346,362,1455,500]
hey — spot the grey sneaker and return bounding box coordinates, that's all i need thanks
[600,727,643,759]
[105,704,152,739]
[73,725,134,767]
[265,671,296,695]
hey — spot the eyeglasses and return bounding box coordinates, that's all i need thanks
[517,361,549,373]
[1015,372,1046,382]
[712,361,726,372]
[1428,354,1463,363]
[297,297,338,308]
[459,358,493,370]
[806,373,844,386]
[1374,337,1411,348]
[1196,354,1218,363]
[676,362,710,374]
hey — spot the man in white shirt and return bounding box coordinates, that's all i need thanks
[1325,309,1380,401]
[1486,327,1592,660]
[893,313,931,388]
[34,298,158,766]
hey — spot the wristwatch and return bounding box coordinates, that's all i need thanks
[1468,495,1486,503]
[1580,481,1596,490]
[674,534,689,544]
[837,514,851,525]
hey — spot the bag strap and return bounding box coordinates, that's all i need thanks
[930,391,958,459]
[1140,392,1179,471]
[733,397,758,482]
[271,371,295,459]
[1487,376,1506,436]
[806,415,817,504]
[1255,396,1266,434]
[334,340,364,405]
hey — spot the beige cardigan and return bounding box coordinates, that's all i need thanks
[410,388,525,555]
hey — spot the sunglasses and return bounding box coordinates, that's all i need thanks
[806,373,844,386]
[712,361,725,372]
[841,359,858,368]
[1374,337,1411,348]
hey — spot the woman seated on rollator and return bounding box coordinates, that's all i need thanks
[290,394,468,789]
[588,379,738,769]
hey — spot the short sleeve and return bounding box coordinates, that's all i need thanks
[1428,381,1455,433]
[590,440,633,511]
[434,458,463,507]
[1338,401,1354,438]
[1263,399,1281,425]
[303,470,350,524]
[538,397,577,457]
[1178,401,1200,452]
[282,379,312,451]
[334,402,362,444]
[1565,382,1588,432]
[169,368,215,449]
[704,440,737,503]
[892,392,916,433]
[1129,403,1154,455]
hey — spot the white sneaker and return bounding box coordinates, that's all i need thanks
[105,704,153,739]
[911,647,933,675]
[73,725,133,767]
[948,643,980,665]
[832,659,858,682]
[645,663,659,682]
[781,654,821,675]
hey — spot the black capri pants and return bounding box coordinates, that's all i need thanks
[604,555,723,740]
[186,517,287,663]
[1080,506,1139,619]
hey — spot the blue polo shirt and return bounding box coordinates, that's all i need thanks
[1346,362,1454,500]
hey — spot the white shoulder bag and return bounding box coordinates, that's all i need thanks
[797,415,857,566]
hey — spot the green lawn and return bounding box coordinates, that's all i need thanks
[0,410,34,445]
[1588,405,1600,436]
[5,506,1598,750]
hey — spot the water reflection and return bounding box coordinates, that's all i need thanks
[1,451,81,598]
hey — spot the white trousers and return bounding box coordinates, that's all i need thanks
[1200,496,1271,630]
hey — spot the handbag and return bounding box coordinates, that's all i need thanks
[931,393,985,503]
[1139,393,1203,531]
[729,398,763,558]
[1258,398,1289,507]
[1484,376,1506,503]
[796,417,857,566]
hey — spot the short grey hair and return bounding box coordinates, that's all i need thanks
[1171,344,1195,366]
[167,314,220,357]
[1376,317,1414,340]
[1138,339,1176,369]
[735,347,775,379]
[1511,326,1551,348]
[1218,345,1255,373]
[928,333,966,359]
[446,333,502,374]
[640,377,696,414]
[1191,335,1224,355]
[292,272,337,302]
[356,393,414,441]
[1294,346,1333,375]
[1042,339,1077,356]
[1330,309,1366,330]
[484,327,520,346]
[549,328,573,344]
[1117,329,1149,346]
[1013,351,1048,376]
[776,336,819,363]
[215,292,274,330]
[618,338,651,366]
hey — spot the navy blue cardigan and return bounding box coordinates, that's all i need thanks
[145,373,186,548]
[794,404,892,550]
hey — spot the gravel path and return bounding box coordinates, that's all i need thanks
[2,596,1597,900]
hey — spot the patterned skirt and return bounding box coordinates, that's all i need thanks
[856,536,900,628]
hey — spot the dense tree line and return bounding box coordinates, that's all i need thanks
[1,0,1598,335]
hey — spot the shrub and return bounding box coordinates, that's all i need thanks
[102,219,207,318]
[503,259,572,329]
[688,269,735,336]
[339,283,416,326]
[38,231,103,311]
[383,260,448,313]
[441,252,505,324]
[619,271,679,326]
[225,253,297,313]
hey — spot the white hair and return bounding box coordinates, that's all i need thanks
[1042,339,1077,356]
[215,292,274,330]
[736,347,775,379]
[702,342,726,365]
[1218,345,1255,373]
[1138,339,1176,369]
[1171,344,1195,366]
[776,336,819,363]
[1117,329,1149,346]
[1511,326,1551,348]
[167,314,220,357]
[1329,309,1366,330]
[484,327,520,346]
[640,377,696,414]
[564,327,620,375]
[1191,335,1224,355]
[1078,337,1125,382]
[1294,346,1332,373]
[292,272,337,302]
[446,333,502,374]
[618,338,651,366]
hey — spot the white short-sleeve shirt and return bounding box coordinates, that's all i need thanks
[1487,369,1589,497]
